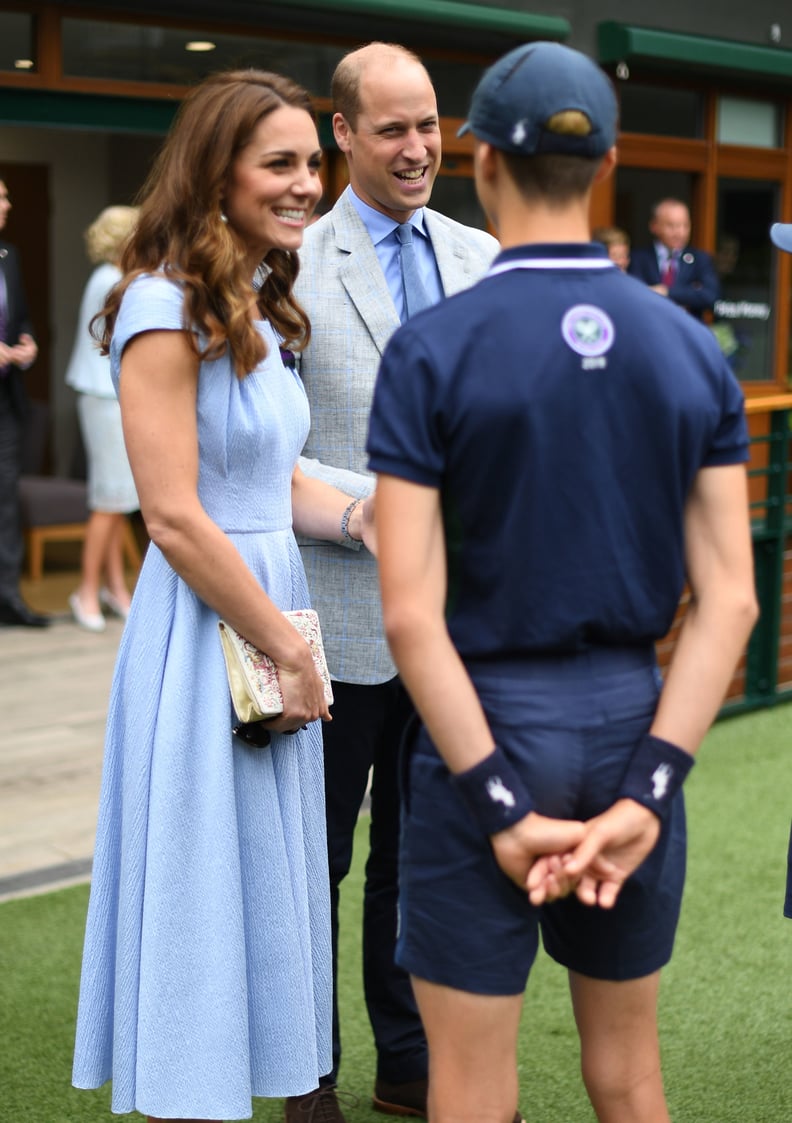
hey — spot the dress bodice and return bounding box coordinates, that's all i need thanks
[111,274,309,532]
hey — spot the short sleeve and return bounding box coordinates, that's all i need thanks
[109,274,190,386]
[702,362,750,467]
[367,324,446,487]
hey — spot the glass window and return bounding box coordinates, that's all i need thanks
[717,96,782,148]
[613,166,693,254]
[424,58,489,119]
[0,11,36,73]
[61,19,346,92]
[617,82,703,139]
[714,178,778,382]
[431,167,489,232]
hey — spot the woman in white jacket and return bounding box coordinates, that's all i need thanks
[65,206,139,631]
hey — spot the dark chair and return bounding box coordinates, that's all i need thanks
[18,399,142,581]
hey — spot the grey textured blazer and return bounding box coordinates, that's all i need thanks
[295,188,498,684]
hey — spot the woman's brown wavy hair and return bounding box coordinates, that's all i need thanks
[96,69,317,377]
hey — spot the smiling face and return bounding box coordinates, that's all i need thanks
[333,56,441,222]
[223,105,323,268]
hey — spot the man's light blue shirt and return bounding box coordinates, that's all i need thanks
[347,186,444,320]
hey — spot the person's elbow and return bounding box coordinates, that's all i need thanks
[740,585,760,638]
[381,594,429,664]
[704,578,760,644]
[140,497,199,557]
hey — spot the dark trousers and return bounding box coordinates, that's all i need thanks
[0,384,23,600]
[320,677,427,1086]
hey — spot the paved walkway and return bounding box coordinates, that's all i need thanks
[0,573,371,904]
[0,609,123,901]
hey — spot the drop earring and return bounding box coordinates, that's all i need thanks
[220,212,228,224]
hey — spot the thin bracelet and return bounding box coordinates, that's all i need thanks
[340,497,363,545]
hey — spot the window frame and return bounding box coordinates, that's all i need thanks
[598,76,792,394]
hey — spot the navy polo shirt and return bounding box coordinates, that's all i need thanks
[366,242,749,658]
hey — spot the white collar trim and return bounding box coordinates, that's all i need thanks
[488,257,616,277]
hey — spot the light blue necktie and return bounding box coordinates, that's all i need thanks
[395,224,431,321]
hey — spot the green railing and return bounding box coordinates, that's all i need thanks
[726,404,792,714]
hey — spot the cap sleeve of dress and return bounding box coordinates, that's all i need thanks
[110,274,190,389]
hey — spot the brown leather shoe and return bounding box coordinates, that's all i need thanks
[285,1086,349,1123]
[373,1078,525,1122]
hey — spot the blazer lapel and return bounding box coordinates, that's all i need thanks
[333,195,400,356]
[426,211,481,297]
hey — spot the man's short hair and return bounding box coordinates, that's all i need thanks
[650,198,689,220]
[332,42,424,129]
[501,148,602,205]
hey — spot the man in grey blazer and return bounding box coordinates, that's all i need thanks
[292,42,498,1123]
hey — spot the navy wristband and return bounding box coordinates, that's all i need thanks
[618,733,694,821]
[450,745,534,836]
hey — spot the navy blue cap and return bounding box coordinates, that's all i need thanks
[770,223,792,253]
[458,41,617,158]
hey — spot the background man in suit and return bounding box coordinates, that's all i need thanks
[629,197,720,319]
[0,177,47,627]
[293,41,498,1123]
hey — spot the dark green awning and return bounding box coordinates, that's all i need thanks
[0,87,336,143]
[0,88,178,133]
[599,22,792,83]
[282,0,569,39]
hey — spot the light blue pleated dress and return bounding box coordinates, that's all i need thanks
[72,275,332,1119]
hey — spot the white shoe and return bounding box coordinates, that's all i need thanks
[69,592,106,633]
[99,587,131,620]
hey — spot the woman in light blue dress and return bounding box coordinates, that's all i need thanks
[72,70,373,1122]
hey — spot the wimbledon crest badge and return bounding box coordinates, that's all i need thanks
[561,304,615,367]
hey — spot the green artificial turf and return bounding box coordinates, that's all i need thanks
[1,703,789,1121]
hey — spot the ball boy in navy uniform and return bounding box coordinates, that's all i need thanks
[368,42,758,1123]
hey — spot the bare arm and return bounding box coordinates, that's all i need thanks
[376,474,584,889]
[651,463,758,748]
[291,464,376,554]
[555,463,758,908]
[377,475,493,771]
[120,329,330,729]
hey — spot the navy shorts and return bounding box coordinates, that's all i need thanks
[396,646,687,994]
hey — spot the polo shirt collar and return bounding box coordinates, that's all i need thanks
[492,242,613,269]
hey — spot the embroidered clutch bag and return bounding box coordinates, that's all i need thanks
[218,609,333,723]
